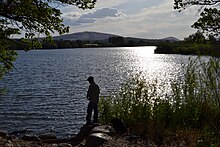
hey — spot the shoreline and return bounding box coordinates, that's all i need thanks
[0,123,201,147]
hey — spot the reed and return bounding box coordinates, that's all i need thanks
[99,57,220,145]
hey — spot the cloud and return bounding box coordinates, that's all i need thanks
[95,0,132,8]
[108,0,199,39]
[82,8,124,18]
[61,0,201,39]
[63,8,125,26]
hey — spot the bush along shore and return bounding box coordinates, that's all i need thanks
[98,57,220,146]
[154,40,220,57]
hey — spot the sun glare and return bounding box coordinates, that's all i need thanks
[128,46,160,80]
[134,46,156,57]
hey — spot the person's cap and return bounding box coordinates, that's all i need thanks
[87,76,94,82]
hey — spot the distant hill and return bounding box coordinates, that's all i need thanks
[53,31,180,42]
[53,31,180,45]
[161,37,180,42]
[53,31,120,41]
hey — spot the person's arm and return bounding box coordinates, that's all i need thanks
[87,85,91,100]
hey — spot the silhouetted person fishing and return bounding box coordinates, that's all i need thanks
[86,76,100,125]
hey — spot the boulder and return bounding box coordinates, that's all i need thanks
[9,129,28,137]
[57,143,72,147]
[22,134,41,142]
[0,130,8,138]
[5,140,13,147]
[38,133,57,141]
[86,133,112,147]
[111,118,126,134]
[90,125,113,135]
[74,123,98,144]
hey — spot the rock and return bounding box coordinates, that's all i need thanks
[86,133,112,147]
[90,125,113,135]
[6,140,13,147]
[127,134,139,141]
[74,123,98,144]
[58,143,72,147]
[21,134,41,142]
[0,130,8,138]
[111,118,126,134]
[38,133,57,141]
[9,129,28,137]
[7,135,18,141]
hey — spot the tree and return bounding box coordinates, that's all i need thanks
[174,0,220,36]
[0,0,96,78]
[208,34,217,42]
[174,0,220,9]
[109,36,125,46]
[184,31,206,43]
[192,8,220,36]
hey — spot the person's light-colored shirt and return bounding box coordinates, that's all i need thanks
[87,83,100,103]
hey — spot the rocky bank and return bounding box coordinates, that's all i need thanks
[0,122,150,147]
[0,120,199,147]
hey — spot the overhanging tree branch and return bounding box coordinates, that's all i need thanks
[174,0,220,10]
[0,0,96,79]
[174,0,220,36]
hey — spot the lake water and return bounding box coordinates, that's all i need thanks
[0,46,192,138]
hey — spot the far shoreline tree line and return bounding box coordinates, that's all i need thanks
[10,32,220,57]
[155,31,220,56]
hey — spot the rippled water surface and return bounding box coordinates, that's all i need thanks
[0,47,191,137]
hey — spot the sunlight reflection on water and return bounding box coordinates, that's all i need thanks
[120,46,184,83]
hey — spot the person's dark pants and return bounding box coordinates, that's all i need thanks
[86,101,98,123]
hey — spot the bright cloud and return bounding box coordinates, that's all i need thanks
[63,8,125,26]
[60,0,201,40]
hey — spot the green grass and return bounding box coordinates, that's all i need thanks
[98,57,220,145]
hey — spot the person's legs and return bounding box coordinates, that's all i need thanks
[93,103,98,123]
[86,102,93,124]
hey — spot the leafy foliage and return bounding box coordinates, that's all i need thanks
[184,31,206,43]
[174,0,220,36]
[192,8,220,36]
[174,0,220,10]
[0,0,96,78]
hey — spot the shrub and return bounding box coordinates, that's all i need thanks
[99,57,220,144]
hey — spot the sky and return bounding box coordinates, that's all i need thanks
[59,0,201,40]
